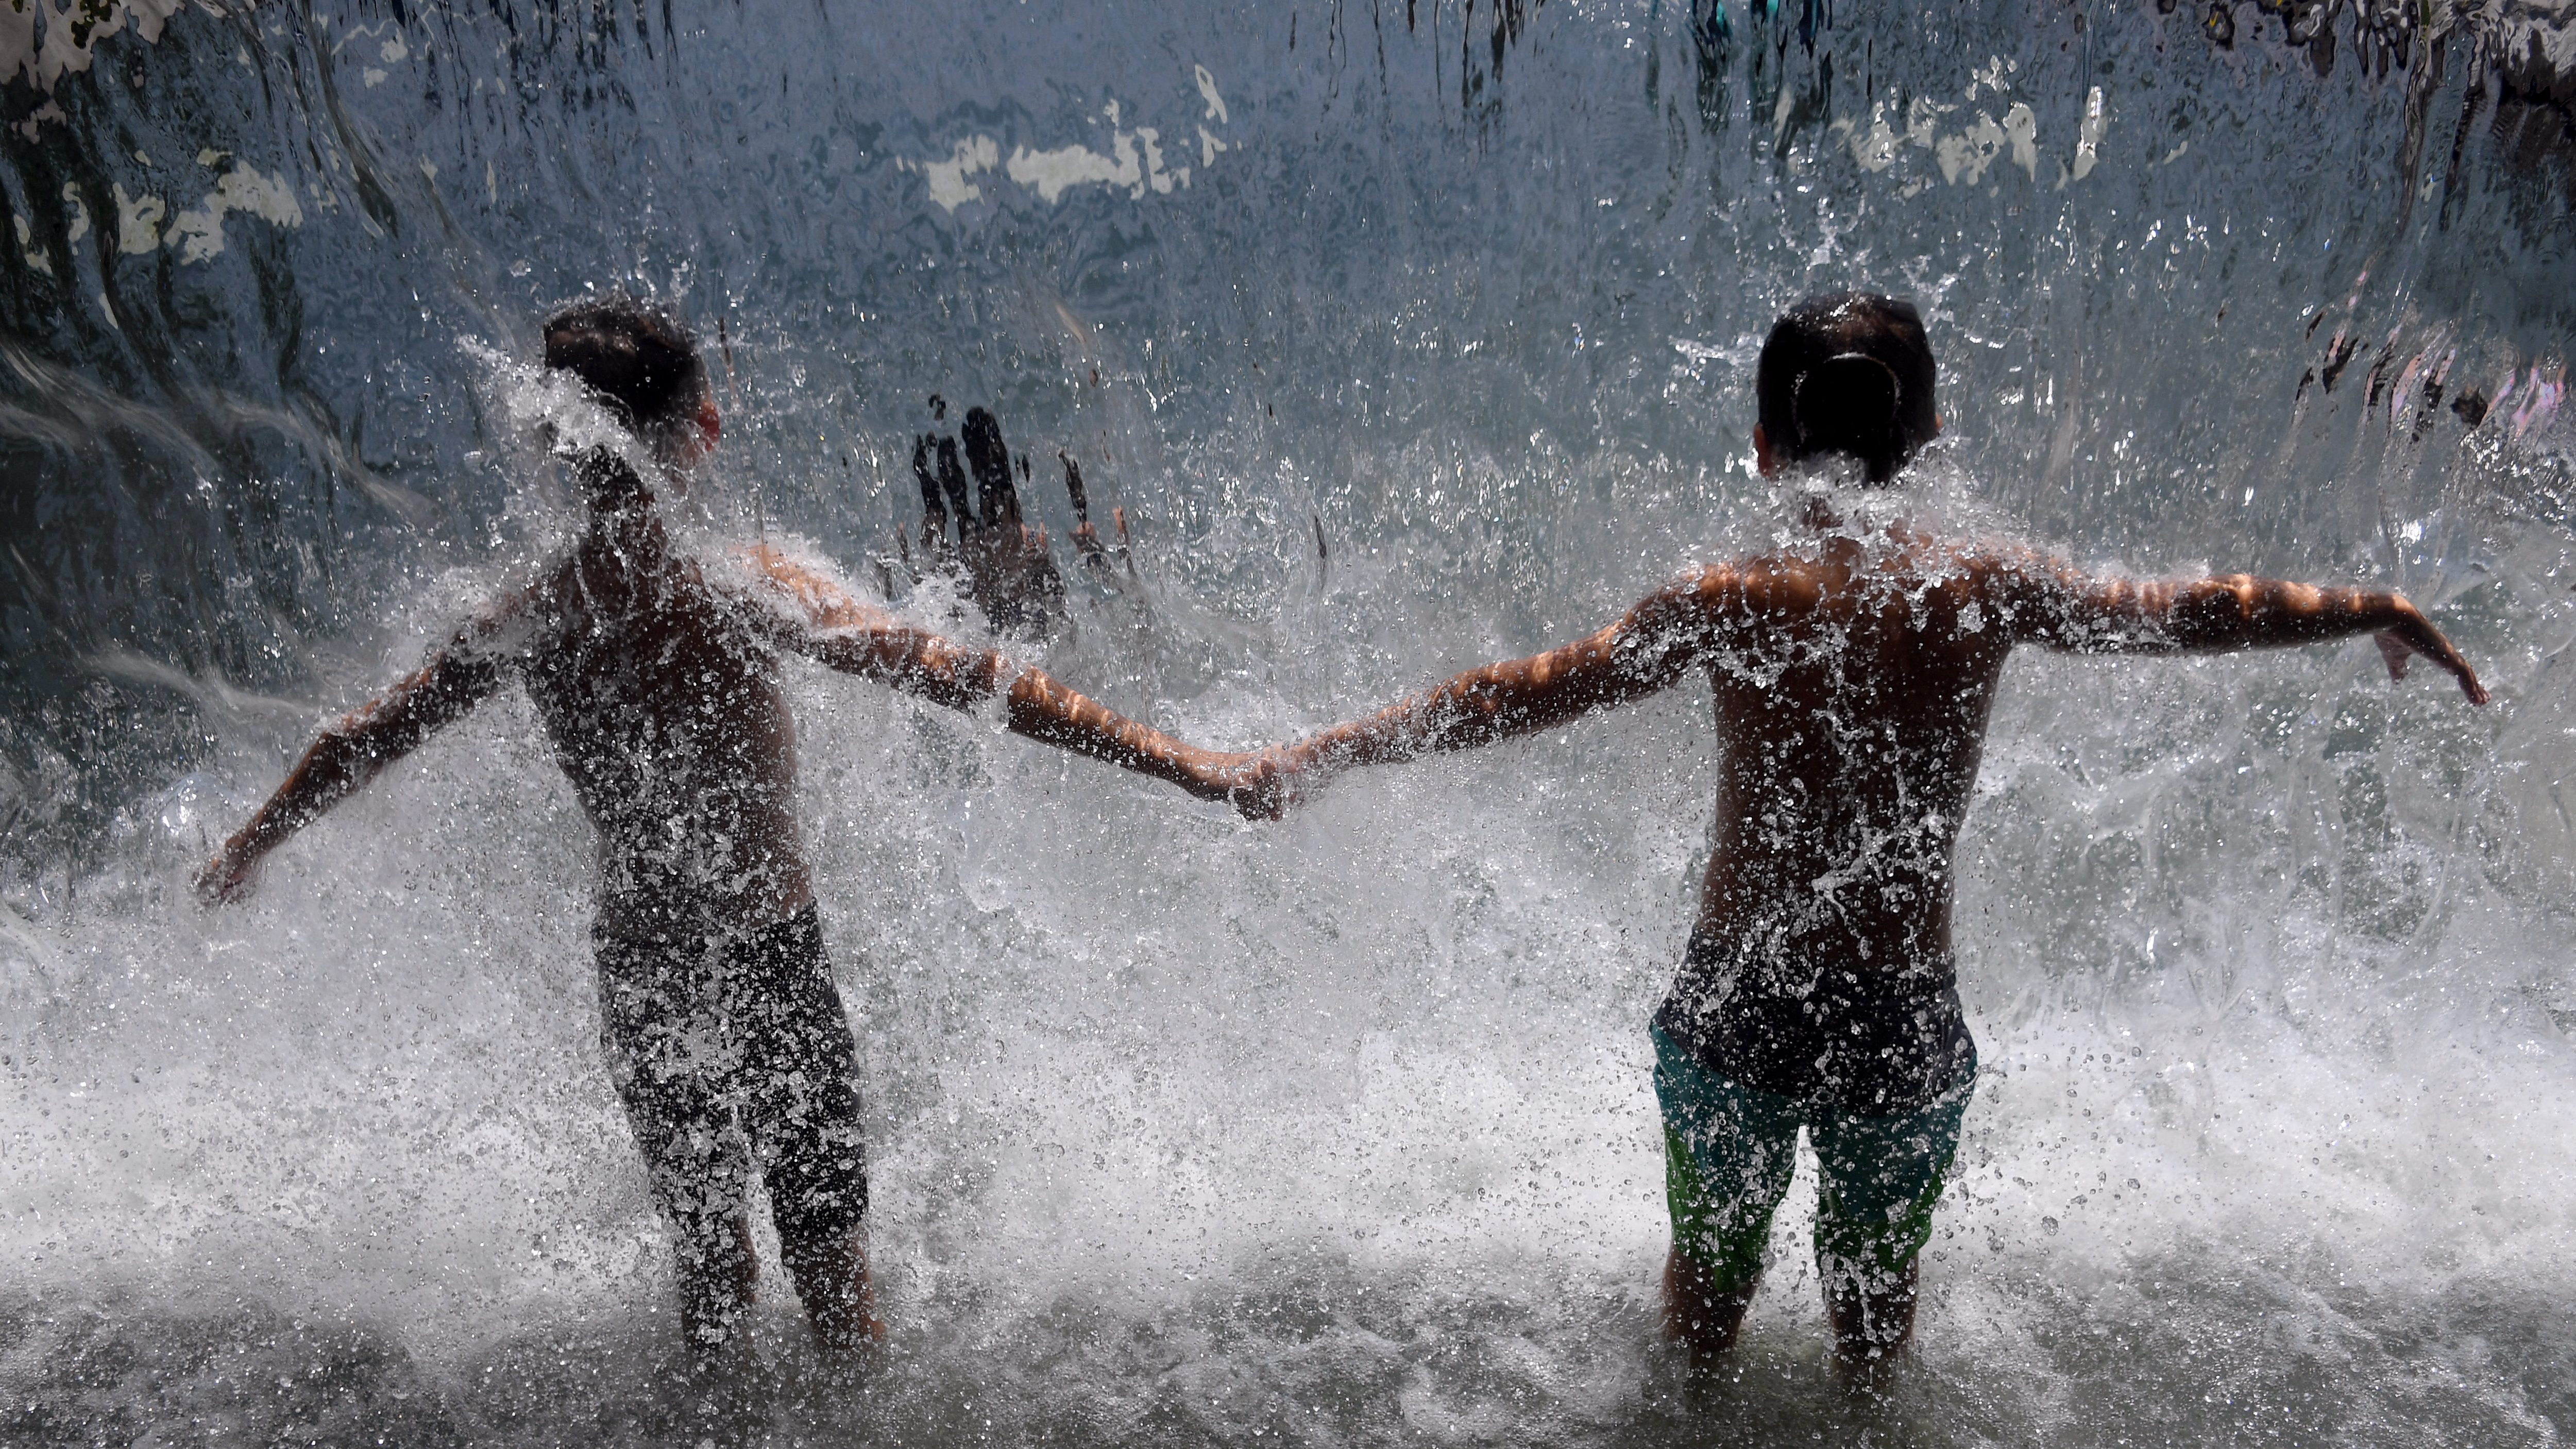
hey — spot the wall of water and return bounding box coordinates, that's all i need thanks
[3,1,2572,1443]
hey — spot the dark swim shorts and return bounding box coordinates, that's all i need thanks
[1652,1020,1974,1298]
[594,907,869,1255]
[1650,933,1978,1296]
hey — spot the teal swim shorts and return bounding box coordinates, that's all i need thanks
[1651,1019,1975,1298]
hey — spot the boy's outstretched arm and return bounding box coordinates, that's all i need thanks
[196,635,515,904]
[1279,569,1728,779]
[2000,553,2489,703]
[744,547,1272,813]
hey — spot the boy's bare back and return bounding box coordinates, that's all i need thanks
[1685,529,2017,981]
[1275,511,2484,988]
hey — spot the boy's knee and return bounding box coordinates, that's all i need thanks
[1673,1236,1764,1302]
[1814,1149,1947,1357]
[770,1184,868,1252]
[1812,1189,1938,1302]
[764,1126,869,1247]
[1667,1161,1763,1286]
[1671,1205,1775,1296]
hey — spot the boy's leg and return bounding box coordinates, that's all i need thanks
[776,1226,877,1352]
[597,930,760,1350]
[676,1210,760,1350]
[728,909,878,1352]
[1808,1066,1977,1363]
[1651,1025,1802,1361]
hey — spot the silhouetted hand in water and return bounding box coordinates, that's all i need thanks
[1060,450,1131,579]
[994,451,1070,617]
[901,405,1148,629]
[906,403,1076,631]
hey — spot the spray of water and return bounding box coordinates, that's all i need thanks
[3,1,2573,1443]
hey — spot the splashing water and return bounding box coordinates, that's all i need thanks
[3,1,2574,1443]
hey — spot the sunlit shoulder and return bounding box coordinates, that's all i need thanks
[735,541,890,632]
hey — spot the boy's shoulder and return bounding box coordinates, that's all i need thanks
[1675,532,2047,610]
[730,541,882,630]
[1664,551,1830,612]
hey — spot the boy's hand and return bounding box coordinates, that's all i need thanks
[1204,747,1295,821]
[194,840,260,907]
[965,522,1065,625]
[1071,508,1128,566]
[2375,601,2488,704]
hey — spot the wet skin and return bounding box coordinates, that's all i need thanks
[198,412,1264,1352]
[1263,433,2487,1365]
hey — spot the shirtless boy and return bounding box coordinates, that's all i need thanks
[196,299,1259,1353]
[1258,293,2488,1363]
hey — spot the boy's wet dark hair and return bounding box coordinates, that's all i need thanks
[1756,292,1938,486]
[543,298,709,440]
[541,298,708,508]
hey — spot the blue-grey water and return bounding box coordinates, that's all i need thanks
[3,1,2573,1444]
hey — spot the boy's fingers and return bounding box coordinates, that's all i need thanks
[195,855,249,907]
[2374,630,2413,681]
[1059,451,1091,524]
[2420,624,2491,705]
[1246,777,1287,821]
[2385,622,2491,704]
[1217,752,1286,821]
[1259,750,1301,819]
